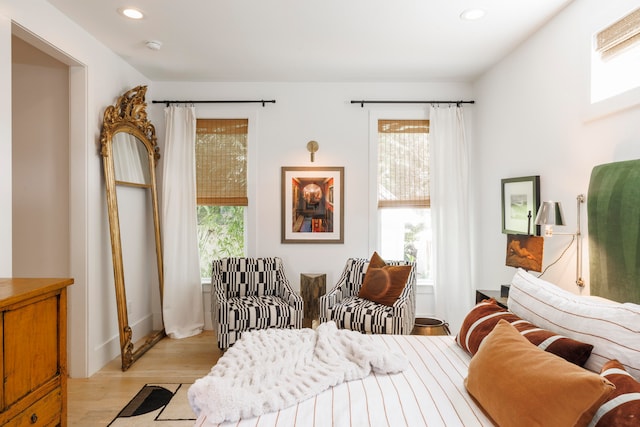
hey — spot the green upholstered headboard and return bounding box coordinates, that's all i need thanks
[588,159,640,304]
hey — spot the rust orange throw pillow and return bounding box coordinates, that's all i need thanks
[593,359,640,426]
[457,298,593,366]
[367,251,387,269]
[358,252,411,306]
[465,320,615,427]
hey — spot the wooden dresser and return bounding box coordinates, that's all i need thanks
[0,278,73,426]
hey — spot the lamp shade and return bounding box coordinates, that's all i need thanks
[535,201,566,226]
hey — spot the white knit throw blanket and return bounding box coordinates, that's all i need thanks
[188,321,407,423]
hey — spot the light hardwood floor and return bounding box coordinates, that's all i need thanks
[67,330,221,426]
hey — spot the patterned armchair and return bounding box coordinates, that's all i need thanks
[319,257,416,334]
[211,257,303,349]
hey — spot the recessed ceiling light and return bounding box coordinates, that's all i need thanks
[120,8,144,20]
[460,9,486,21]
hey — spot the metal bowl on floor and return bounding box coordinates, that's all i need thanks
[411,317,450,336]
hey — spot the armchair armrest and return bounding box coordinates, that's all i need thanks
[320,262,354,308]
[275,260,303,328]
[276,267,303,306]
[210,259,228,298]
[210,260,230,330]
[211,280,228,304]
[390,262,416,334]
[319,258,369,324]
[391,284,414,315]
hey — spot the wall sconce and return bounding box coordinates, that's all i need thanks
[307,140,319,162]
[534,194,585,287]
[535,201,565,236]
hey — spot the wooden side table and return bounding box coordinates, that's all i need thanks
[475,289,508,309]
[301,273,326,328]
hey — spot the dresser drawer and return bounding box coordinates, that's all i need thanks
[4,388,62,427]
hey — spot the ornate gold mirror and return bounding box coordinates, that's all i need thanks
[100,85,165,370]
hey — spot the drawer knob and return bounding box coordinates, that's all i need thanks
[30,413,38,424]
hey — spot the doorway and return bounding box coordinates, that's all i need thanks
[11,24,88,378]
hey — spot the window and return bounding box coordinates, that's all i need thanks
[196,119,247,278]
[591,7,640,104]
[376,118,432,283]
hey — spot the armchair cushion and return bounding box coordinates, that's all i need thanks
[227,295,296,331]
[330,296,396,332]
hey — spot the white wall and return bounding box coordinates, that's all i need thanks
[473,0,640,295]
[12,35,70,277]
[0,0,152,377]
[151,81,473,319]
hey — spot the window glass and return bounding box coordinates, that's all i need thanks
[380,208,432,282]
[377,119,432,283]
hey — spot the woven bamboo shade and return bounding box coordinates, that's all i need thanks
[196,119,248,206]
[596,8,640,60]
[377,119,430,208]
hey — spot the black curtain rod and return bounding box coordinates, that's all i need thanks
[351,100,475,108]
[152,99,276,107]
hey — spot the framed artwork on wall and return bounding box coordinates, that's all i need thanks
[505,234,544,272]
[281,166,344,243]
[501,175,540,235]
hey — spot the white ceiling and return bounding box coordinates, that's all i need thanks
[46,0,573,82]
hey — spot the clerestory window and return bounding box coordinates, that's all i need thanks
[591,7,640,104]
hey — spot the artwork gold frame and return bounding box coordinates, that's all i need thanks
[100,85,165,371]
[281,167,344,243]
[501,175,540,235]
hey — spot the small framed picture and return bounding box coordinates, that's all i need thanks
[281,166,344,243]
[501,175,540,235]
[505,234,544,272]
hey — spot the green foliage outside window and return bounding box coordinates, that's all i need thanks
[404,222,424,263]
[197,205,245,278]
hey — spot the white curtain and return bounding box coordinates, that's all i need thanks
[162,105,204,339]
[429,105,473,335]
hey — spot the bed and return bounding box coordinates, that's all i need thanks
[190,160,640,426]
[190,271,640,426]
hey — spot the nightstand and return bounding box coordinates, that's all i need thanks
[475,289,508,309]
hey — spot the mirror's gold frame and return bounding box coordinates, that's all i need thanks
[100,85,165,371]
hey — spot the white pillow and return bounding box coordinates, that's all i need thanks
[508,269,640,380]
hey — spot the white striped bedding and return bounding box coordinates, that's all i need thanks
[194,334,493,427]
